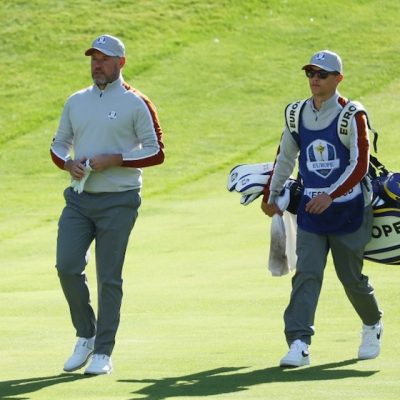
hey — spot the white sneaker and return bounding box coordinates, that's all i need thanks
[63,336,95,372]
[84,354,113,375]
[280,339,310,367]
[358,320,383,360]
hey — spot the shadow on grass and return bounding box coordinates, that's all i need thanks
[119,359,379,400]
[0,373,90,400]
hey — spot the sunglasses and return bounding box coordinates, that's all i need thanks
[305,69,339,79]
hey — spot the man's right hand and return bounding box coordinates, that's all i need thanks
[64,159,87,180]
[261,201,283,217]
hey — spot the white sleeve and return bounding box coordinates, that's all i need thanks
[268,127,299,204]
[51,100,73,163]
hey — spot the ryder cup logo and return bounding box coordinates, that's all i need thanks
[315,53,326,61]
[97,36,107,44]
[306,140,340,178]
[108,111,117,120]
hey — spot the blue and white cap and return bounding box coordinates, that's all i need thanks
[302,50,343,73]
[85,34,125,57]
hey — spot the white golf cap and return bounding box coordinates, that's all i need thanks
[85,34,125,57]
[302,50,343,73]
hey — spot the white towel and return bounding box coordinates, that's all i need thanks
[275,187,291,211]
[268,214,289,276]
[283,211,297,272]
[71,160,92,194]
[267,187,297,276]
[268,211,297,276]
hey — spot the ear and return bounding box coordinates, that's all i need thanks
[336,74,344,83]
[119,57,126,69]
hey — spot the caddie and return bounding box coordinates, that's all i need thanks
[261,50,383,367]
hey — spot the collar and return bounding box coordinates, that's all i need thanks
[308,92,340,112]
[92,75,124,95]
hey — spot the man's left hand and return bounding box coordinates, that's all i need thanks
[305,193,333,214]
[89,154,123,172]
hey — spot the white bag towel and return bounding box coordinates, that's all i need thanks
[268,212,297,276]
[268,188,297,276]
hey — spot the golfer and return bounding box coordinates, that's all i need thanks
[261,50,383,367]
[50,34,165,375]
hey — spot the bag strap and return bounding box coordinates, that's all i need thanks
[369,154,389,179]
[284,99,307,145]
[337,100,379,152]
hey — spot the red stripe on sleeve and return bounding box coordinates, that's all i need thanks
[50,148,66,170]
[262,144,281,202]
[330,112,369,199]
[122,84,165,168]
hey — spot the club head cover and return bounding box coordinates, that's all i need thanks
[227,162,273,191]
[235,173,271,195]
[240,192,262,206]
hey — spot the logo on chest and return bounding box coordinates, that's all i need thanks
[306,140,340,178]
[108,111,117,120]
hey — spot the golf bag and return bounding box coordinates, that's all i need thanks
[227,159,400,267]
[364,164,400,265]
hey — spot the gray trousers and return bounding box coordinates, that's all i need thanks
[56,187,141,356]
[284,205,382,346]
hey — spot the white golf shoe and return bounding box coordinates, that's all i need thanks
[280,339,310,367]
[84,354,113,375]
[63,336,95,372]
[358,320,383,360]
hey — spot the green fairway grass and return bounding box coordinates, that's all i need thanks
[0,1,399,399]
